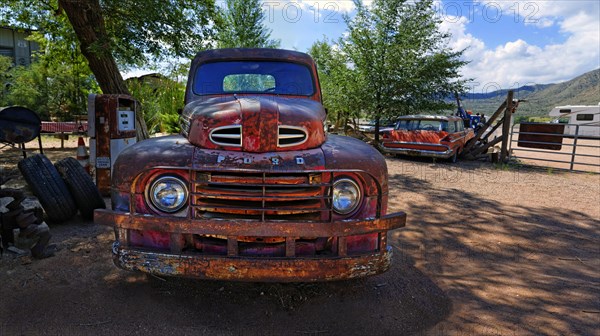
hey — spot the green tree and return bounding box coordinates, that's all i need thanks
[0,32,99,120]
[215,0,280,48]
[2,0,217,139]
[342,0,468,144]
[308,38,361,132]
[126,68,187,135]
[0,56,14,104]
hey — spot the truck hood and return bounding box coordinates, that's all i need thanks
[181,96,326,153]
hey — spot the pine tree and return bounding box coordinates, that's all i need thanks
[215,0,280,48]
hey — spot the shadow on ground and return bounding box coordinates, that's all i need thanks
[1,218,451,335]
[1,150,452,335]
[387,169,599,335]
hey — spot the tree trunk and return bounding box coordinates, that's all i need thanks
[59,0,149,140]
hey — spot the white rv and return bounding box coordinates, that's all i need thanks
[549,104,600,137]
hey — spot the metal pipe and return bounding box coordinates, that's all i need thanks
[570,125,580,171]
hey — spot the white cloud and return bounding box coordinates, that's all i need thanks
[439,1,600,89]
[264,1,598,89]
[476,0,598,21]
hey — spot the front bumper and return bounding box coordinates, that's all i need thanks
[380,143,454,159]
[95,209,406,282]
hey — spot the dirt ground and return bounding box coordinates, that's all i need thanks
[1,135,599,335]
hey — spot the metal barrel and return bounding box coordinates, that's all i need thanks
[0,106,42,144]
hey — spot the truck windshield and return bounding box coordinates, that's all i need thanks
[396,119,448,131]
[193,61,315,96]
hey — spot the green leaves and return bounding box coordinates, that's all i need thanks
[3,0,217,68]
[0,31,99,121]
[214,0,280,49]
[308,38,362,131]
[125,71,185,135]
[336,0,470,143]
[343,0,468,116]
[99,0,217,66]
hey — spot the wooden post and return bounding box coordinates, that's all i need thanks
[500,90,514,162]
[463,100,507,154]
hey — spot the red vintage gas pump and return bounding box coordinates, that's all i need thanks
[87,94,137,196]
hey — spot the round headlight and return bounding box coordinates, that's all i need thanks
[332,178,361,215]
[148,176,188,213]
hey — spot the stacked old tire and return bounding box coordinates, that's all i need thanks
[55,157,105,219]
[18,154,105,223]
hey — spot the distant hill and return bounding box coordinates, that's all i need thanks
[462,68,600,117]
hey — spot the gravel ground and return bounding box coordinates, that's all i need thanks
[1,137,599,335]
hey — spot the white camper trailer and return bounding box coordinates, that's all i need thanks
[549,104,600,137]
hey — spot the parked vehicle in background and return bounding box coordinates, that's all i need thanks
[380,115,475,162]
[549,104,600,136]
[358,118,397,133]
[94,48,406,282]
[455,93,484,131]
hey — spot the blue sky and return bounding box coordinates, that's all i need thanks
[261,0,600,92]
[126,1,599,93]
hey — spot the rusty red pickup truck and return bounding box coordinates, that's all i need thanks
[380,115,475,162]
[95,48,406,282]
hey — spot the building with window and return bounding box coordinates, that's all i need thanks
[0,27,39,66]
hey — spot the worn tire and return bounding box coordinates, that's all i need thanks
[55,157,105,219]
[18,154,77,223]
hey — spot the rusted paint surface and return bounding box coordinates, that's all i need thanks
[182,96,326,153]
[97,49,406,282]
[93,95,138,195]
[0,106,41,144]
[380,115,475,159]
[518,123,565,150]
[321,135,389,193]
[112,241,393,282]
[95,209,405,237]
[386,130,449,144]
[110,135,194,189]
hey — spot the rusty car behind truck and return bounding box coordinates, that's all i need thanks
[380,115,475,163]
[94,48,406,282]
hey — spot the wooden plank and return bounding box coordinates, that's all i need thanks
[469,135,504,157]
[463,99,508,153]
[479,116,504,143]
[500,91,515,162]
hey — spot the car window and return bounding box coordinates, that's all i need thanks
[447,121,456,132]
[193,61,315,96]
[396,120,447,131]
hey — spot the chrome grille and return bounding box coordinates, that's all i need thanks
[191,172,330,221]
[210,125,242,147]
[278,126,307,147]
